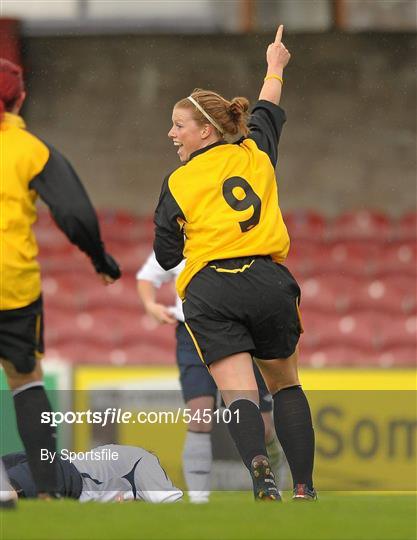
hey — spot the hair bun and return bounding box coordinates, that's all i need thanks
[229,97,249,118]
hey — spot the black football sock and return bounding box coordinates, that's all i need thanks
[227,399,267,470]
[13,384,57,494]
[273,385,315,490]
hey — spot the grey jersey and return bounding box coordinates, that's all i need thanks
[74,445,183,503]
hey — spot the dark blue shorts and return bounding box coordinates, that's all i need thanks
[176,322,272,412]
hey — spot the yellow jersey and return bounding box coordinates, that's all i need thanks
[154,100,290,299]
[0,112,119,310]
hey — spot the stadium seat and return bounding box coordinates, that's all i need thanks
[45,341,113,364]
[283,210,327,242]
[285,240,318,277]
[45,335,176,365]
[377,345,417,367]
[348,275,416,314]
[81,275,142,311]
[105,243,152,274]
[328,210,392,242]
[377,315,416,351]
[373,241,416,278]
[299,344,378,367]
[98,210,153,244]
[394,211,417,241]
[300,310,386,351]
[299,275,357,313]
[109,343,175,365]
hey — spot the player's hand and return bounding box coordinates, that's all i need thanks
[146,302,177,325]
[266,25,291,72]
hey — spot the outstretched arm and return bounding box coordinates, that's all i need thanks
[259,24,291,106]
[30,144,121,284]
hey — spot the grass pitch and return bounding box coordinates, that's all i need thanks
[1,492,415,540]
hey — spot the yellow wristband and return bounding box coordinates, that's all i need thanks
[264,74,284,85]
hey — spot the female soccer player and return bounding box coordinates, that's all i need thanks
[137,251,288,502]
[154,25,316,501]
[0,59,121,499]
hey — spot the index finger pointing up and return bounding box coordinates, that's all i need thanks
[275,24,284,44]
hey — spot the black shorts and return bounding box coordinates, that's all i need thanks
[0,296,44,373]
[176,322,272,412]
[183,256,302,366]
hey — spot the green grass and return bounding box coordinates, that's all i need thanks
[1,492,416,540]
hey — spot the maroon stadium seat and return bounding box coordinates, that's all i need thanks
[299,275,357,313]
[328,210,392,242]
[98,210,152,245]
[348,275,416,314]
[394,211,417,241]
[283,210,327,242]
[377,314,416,350]
[301,310,388,352]
[376,345,417,367]
[373,241,416,278]
[299,344,378,367]
[45,337,175,365]
[285,240,318,277]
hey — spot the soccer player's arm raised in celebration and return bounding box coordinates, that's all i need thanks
[248,24,291,168]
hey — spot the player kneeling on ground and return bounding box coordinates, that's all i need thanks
[2,444,182,503]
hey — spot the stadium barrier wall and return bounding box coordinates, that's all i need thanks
[71,366,416,491]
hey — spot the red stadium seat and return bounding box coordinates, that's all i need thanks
[104,243,152,274]
[285,240,318,277]
[328,210,392,242]
[299,344,378,367]
[98,210,153,245]
[348,275,416,314]
[82,275,141,311]
[45,336,176,365]
[301,310,387,352]
[283,210,327,242]
[109,343,175,365]
[305,242,381,278]
[299,275,357,313]
[377,346,416,367]
[373,241,416,278]
[394,211,417,241]
[377,315,416,350]
[45,341,113,364]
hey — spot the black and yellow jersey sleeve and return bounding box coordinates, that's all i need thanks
[154,175,186,270]
[154,100,290,300]
[0,113,119,310]
[248,99,286,168]
[29,143,120,278]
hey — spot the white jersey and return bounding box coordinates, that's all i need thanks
[74,445,182,504]
[136,252,185,322]
[0,459,13,502]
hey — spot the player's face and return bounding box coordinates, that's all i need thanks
[168,106,207,163]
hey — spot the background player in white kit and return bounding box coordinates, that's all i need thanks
[3,444,182,503]
[137,252,289,502]
[0,459,16,509]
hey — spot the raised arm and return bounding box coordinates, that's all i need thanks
[248,25,291,167]
[259,24,291,106]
